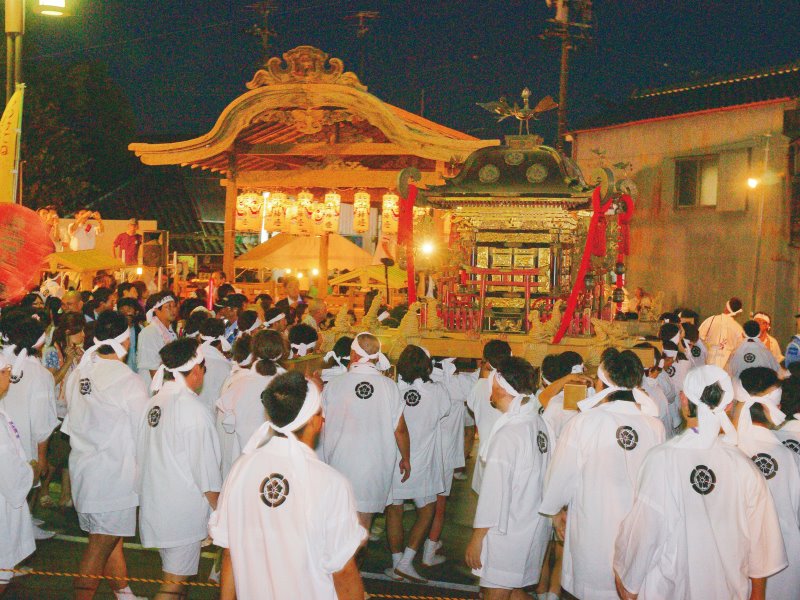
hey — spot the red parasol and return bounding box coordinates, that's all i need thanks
[0,204,54,306]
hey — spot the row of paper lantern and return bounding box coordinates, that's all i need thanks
[238,190,402,235]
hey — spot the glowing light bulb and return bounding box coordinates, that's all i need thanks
[421,241,434,255]
[312,268,319,276]
[747,177,759,189]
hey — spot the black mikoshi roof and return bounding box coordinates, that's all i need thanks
[422,136,593,208]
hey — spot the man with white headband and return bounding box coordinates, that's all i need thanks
[735,367,800,599]
[726,320,781,378]
[540,350,664,600]
[320,332,409,534]
[752,312,783,364]
[196,318,232,415]
[465,356,552,599]
[681,322,708,368]
[288,323,318,358]
[467,340,511,494]
[775,377,800,454]
[614,365,787,600]
[215,330,286,476]
[62,311,149,600]
[0,351,36,594]
[210,371,367,599]
[635,344,677,438]
[137,338,222,598]
[136,291,177,392]
[540,351,593,445]
[321,336,353,383]
[699,296,745,368]
[0,314,58,541]
[263,307,288,334]
[659,340,692,427]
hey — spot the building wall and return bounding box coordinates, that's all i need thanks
[573,99,799,343]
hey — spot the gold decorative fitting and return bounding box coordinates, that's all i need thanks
[246,46,368,91]
[253,108,357,134]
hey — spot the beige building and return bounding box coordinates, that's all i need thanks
[571,62,800,343]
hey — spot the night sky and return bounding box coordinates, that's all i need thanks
[22,0,800,143]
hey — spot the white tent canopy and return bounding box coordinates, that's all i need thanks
[234,233,373,272]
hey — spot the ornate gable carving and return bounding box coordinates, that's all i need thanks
[246,46,367,91]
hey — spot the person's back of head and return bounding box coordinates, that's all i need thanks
[659,323,681,344]
[496,356,537,395]
[607,350,644,390]
[743,320,761,339]
[683,322,700,343]
[238,310,260,333]
[540,354,561,386]
[483,339,512,370]
[727,297,743,314]
[599,347,620,368]
[740,366,780,426]
[353,332,380,358]
[264,307,285,327]
[289,323,317,347]
[184,311,209,337]
[8,316,45,354]
[659,312,679,324]
[261,371,309,428]
[781,375,800,423]
[94,311,128,355]
[679,308,699,324]
[199,318,226,340]
[92,287,114,306]
[326,336,353,368]
[557,351,584,378]
[159,337,200,373]
[252,330,285,376]
[230,335,252,365]
[397,344,432,384]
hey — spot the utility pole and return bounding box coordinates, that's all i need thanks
[540,0,594,152]
[247,1,278,66]
[420,88,425,118]
[346,10,380,80]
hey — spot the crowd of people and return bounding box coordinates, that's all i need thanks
[1,276,800,600]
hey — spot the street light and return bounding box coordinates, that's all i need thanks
[5,0,72,103]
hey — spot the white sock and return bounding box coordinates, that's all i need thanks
[400,547,416,565]
[391,552,402,568]
[545,593,560,600]
[113,586,135,598]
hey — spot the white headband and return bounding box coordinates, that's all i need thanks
[670,332,681,346]
[324,350,346,368]
[200,334,231,353]
[191,306,214,317]
[735,382,785,439]
[242,318,263,336]
[146,295,176,323]
[753,312,770,324]
[265,312,286,327]
[151,347,205,393]
[377,310,390,322]
[578,363,659,417]
[683,365,737,448]
[571,364,585,374]
[79,329,131,369]
[245,378,322,446]
[2,333,46,377]
[726,301,742,317]
[479,371,534,462]
[663,348,678,358]
[237,353,254,368]
[290,342,316,358]
[351,332,390,371]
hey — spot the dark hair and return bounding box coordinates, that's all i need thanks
[679,308,699,323]
[483,339,512,369]
[20,293,42,308]
[227,293,248,312]
[238,310,260,333]
[44,296,62,326]
[216,283,235,302]
[325,336,353,368]
[145,291,175,313]
[659,312,679,324]
[781,376,800,422]
[116,297,145,322]
[739,367,779,395]
[261,371,309,428]
[687,381,724,418]
[659,323,681,344]
[264,307,285,327]
[93,287,114,305]
[607,350,644,390]
[159,337,200,373]
[397,345,432,384]
[557,351,584,378]
[288,323,317,347]
[94,311,129,355]
[634,342,660,369]
[682,322,699,343]
[728,297,743,313]
[743,320,761,338]
[540,354,561,385]
[255,293,273,312]
[8,316,46,354]
[600,347,620,367]
[117,282,135,298]
[252,330,285,376]
[179,297,205,322]
[184,311,210,337]
[132,281,147,298]
[52,312,87,353]
[199,318,226,340]
[496,356,537,395]
[230,334,252,365]
[661,340,688,362]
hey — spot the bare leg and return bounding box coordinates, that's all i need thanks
[75,534,121,600]
[103,539,130,592]
[482,587,512,600]
[385,504,405,554]
[550,541,563,595]
[428,495,447,543]
[59,469,72,506]
[464,425,476,460]
[154,573,190,600]
[535,540,553,596]
[406,502,436,551]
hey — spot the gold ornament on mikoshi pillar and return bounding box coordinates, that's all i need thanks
[322,191,341,233]
[235,192,263,231]
[265,192,287,231]
[381,192,399,235]
[353,190,371,234]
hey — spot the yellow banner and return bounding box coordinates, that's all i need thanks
[0,86,24,204]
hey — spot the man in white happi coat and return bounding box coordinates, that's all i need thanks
[385,345,450,583]
[62,311,149,600]
[0,353,35,594]
[467,340,511,494]
[1,315,58,540]
[319,332,410,531]
[540,351,593,444]
[699,296,745,368]
[726,320,781,379]
[734,367,800,600]
[753,312,784,364]
[137,338,222,600]
[775,379,800,456]
[614,365,787,600]
[136,292,178,391]
[465,357,552,599]
[196,318,232,414]
[209,371,366,600]
[540,350,665,600]
[681,322,708,368]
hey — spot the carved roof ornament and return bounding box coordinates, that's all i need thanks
[246,45,368,91]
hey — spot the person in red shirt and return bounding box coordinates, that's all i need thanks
[113,219,142,265]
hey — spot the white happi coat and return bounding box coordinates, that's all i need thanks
[319,363,404,513]
[392,379,450,500]
[663,357,692,396]
[473,405,552,588]
[540,401,665,600]
[737,425,800,600]
[215,366,282,474]
[684,339,708,367]
[0,409,35,573]
[642,376,674,439]
[321,364,347,383]
[468,376,502,493]
[136,319,176,391]
[431,366,473,475]
[0,354,58,462]
[775,420,800,457]
[542,391,577,442]
[699,312,744,368]
[197,343,231,415]
[614,432,787,600]
[137,381,222,548]
[209,437,366,600]
[726,338,781,378]
[62,358,149,514]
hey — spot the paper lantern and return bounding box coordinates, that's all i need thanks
[381,192,399,235]
[235,192,263,231]
[353,190,371,234]
[0,204,54,306]
[323,191,341,233]
[296,190,314,235]
[265,192,287,231]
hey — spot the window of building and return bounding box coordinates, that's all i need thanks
[675,155,719,207]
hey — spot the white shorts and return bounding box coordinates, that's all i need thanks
[391,496,436,509]
[158,543,202,576]
[78,507,137,537]
[479,577,512,590]
[0,570,14,584]
[442,469,455,496]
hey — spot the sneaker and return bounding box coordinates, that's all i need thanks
[383,567,404,581]
[32,523,55,540]
[31,517,45,526]
[452,471,468,480]
[394,562,428,584]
